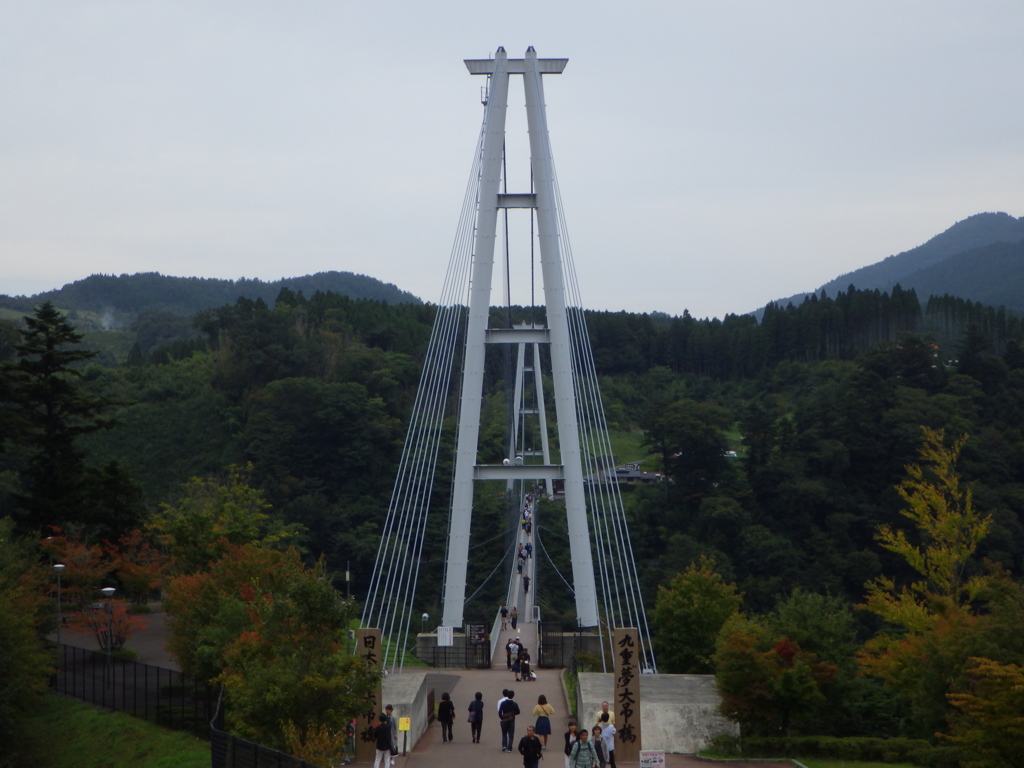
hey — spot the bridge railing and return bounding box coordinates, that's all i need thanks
[489,609,504,661]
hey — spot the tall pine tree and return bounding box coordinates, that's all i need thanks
[3,302,138,534]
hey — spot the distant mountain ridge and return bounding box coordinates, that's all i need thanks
[763,212,1024,314]
[0,271,421,327]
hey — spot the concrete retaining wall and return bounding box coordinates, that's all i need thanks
[382,672,431,751]
[577,672,738,754]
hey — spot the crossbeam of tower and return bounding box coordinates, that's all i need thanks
[361,47,656,674]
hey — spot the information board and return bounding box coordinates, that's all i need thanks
[466,623,487,644]
[639,751,665,768]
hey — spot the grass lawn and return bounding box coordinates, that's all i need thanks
[15,693,210,768]
[605,428,654,468]
[796,761,915,768]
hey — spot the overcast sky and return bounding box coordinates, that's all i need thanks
[2,1,1022,319]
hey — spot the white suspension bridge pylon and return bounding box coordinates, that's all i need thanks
[361,47,656,674]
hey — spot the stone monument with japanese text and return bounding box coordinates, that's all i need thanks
[613,627,642,761]
[354,628,383,763]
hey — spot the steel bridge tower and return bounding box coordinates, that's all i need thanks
[443,47,598,629]
[362,47,655,673]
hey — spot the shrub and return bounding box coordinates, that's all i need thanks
[738,736,936,763]
[706,734,740,756]
[68,601,148,652]
[910,745,962,768]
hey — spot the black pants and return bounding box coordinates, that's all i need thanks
[608,750,617,768]
[500,719,515,750]
[471,719,481,742]
[441,720,453,742]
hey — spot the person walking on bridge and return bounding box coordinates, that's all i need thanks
[597,713,616,768]
[438,691,455,743]
[591,726,607,768]
[510,606,519,629]
[384,704,398,765]
[372,714,392,768]
[498,689,521,752]
[518,725,543,768]
[563,722,579,768]
[593,701,614,726]
[468,691,484,743]
[569,729,598,768]
[533,694,554,748]
[518,647,531,682]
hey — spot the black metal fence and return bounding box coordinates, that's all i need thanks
[52,643,216,739]
[538,622,585,668]
[465,637,491,668]
[210,689,326,768]
[52,644,339,768]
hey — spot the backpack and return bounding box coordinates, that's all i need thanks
[571,740,595,765]
[499,698,517,722]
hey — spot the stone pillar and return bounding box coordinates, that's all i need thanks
[613,628,641,761]
[354,628,383,763]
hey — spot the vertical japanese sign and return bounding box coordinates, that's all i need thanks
[613,627,641,762]
[355,628,383,764]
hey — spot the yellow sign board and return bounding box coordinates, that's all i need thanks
[399,717,411,732]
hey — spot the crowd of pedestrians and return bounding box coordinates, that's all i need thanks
[371,684,616,765]
[417,683,604,768]
[505,636,537,682]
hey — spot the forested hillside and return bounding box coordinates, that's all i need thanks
[0,270,420,328]
[766,211,1024,313]
[3,284,1024,750]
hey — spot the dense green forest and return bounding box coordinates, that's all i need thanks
[3,285,1023,605]
[3,284,1024,757]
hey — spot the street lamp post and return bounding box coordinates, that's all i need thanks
[100,587,115,688]
[53,564,65,646]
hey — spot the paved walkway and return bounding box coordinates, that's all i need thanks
[390,621,784,768]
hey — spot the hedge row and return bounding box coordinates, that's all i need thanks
[709,735,961,768]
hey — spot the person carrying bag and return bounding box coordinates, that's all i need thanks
[569,729,599,768]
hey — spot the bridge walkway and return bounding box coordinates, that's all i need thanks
[394,660,764,767]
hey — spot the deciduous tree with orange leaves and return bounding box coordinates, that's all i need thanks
[164,542,377,754]
[714,614,837,736]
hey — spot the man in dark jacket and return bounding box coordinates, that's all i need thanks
[518,725,543,768]
[373,713,392,768]
[499,689,521,752]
